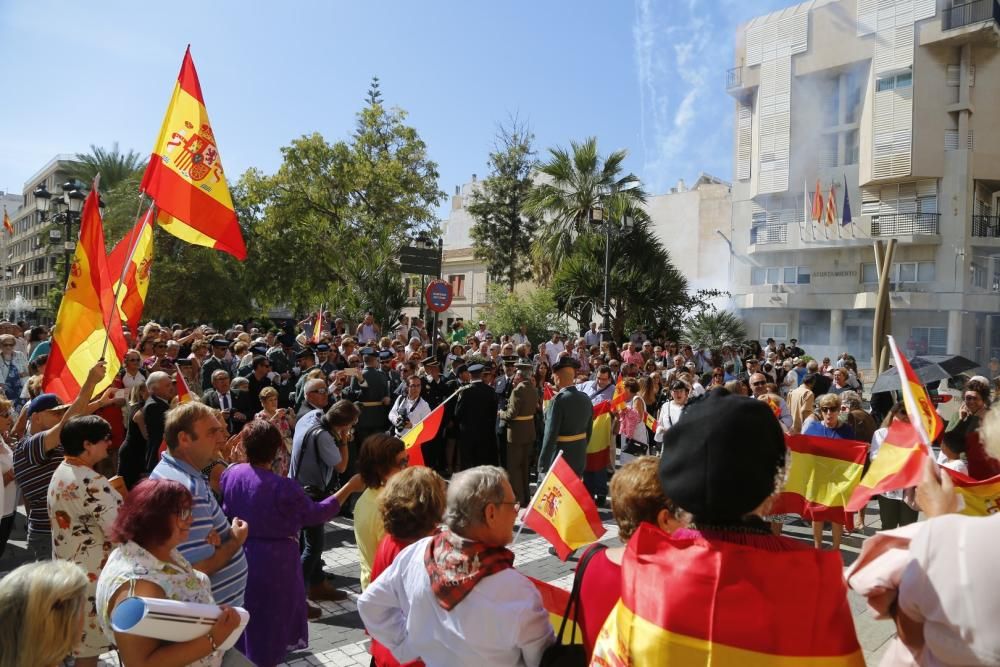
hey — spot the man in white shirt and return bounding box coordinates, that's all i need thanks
[388,376,431,437]
[544,331,565,366]
[511,324,529,347]
[584,322,602,348]
[358,466,554,666]
[473,321,492,343]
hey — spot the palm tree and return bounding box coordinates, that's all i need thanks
[524,137,648,282]
[68,142,146,192]
[680,311,748,350]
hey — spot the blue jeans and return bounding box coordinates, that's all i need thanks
[299,523,325,587]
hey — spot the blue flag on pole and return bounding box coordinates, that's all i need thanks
[842,175,852,226]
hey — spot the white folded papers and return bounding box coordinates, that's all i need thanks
[111,596,249,651]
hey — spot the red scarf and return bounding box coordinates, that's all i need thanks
[424,528,514,611]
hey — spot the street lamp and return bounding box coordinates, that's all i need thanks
[589,204,633,342]
[33,180,86,286]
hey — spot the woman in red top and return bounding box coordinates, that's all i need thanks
[575,456,678,658]
[368,465,447,667]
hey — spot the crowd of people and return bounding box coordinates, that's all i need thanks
[0,313,997,666]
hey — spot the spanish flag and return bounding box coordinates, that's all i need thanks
[943,468,1000,516]
[2,206,11,235]
[43,188,127,402]
[400,400,446,467]
[524,454,605,560]
[591,524,864,666]
[107,208,154,338]
[310,305,324,342]
[586,401,613,471]
[174,370,193,404]
[527,577,583,645]
[770,434,867,530]
[542,384,555,412]
[846,337,940,511]
[141,46,246,260]
[610,375,626,411]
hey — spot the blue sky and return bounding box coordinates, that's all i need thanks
[0,0,790,214]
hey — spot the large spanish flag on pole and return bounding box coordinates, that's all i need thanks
[591,523,865,666]
[141,46,246,260]
[400,399,449,467]
[523,453,605,560]
[585,401,613,471]
[107,208,154,338]
[43,188,127,402]
[770,434,867,530]
[847,337,940,511]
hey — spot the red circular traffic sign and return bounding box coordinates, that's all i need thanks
[425,279,453,313]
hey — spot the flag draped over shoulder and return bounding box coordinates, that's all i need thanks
[591,524,865,666]
[107,208,154,338]
[847,337,941,512]
[141,46,246,260]
[43,189,126,402]
[400,401,446,467]
[770,434,868,529]
[524,455,605,560]
[586,401,613,471]
[527,577,582,645]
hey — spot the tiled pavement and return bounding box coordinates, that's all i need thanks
[1,500,895,666]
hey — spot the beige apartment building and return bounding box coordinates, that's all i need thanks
[727,0,1000,365]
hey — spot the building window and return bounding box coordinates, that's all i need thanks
[972,263,987,289]
[844,129,859,165]
[760,323,788,342]
[860,261,934,284]
[448,274,465,298]
[752,265,810,285]
[875,72,912,92]
[910,327,946,355]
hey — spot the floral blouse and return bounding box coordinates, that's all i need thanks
[96,540,221,667]
[227,411,292,477]
[47,460,123,656]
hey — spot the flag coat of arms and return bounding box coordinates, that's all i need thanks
[43,189,127,401]
[141,46,246,260]
[770,434,868,529]
[107,208,155,338]
[591,524,864,666]
[523,455,605,560]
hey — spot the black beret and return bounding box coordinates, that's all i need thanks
[659,391,786,523]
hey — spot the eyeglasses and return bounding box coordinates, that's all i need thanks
[495,500,521,512]
[820,406,839,413]
[177,507,192,521]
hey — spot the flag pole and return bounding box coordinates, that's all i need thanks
[513,449,564,545]
[99,193,150,360]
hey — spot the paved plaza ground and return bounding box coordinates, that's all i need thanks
[0,493,896,667]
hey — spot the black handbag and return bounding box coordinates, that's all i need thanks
[539,543,608,666]
[622,437,648,457]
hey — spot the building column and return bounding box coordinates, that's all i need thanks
[985,314,994,363]
[830,309,844,351]
[948,310,963,355]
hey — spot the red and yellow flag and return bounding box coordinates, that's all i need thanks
[811,178,824,223]
[400,400,446,467]
[527,577,583,645]
[586,401,613,472]
[174,370,193,404]
[524,454,605,560]
[107,208,154,338]
[141,46,246,260]
[43,189,127,402]
[825,183,838,226]
[2,206,11,235]
[542,384,555,412]
[610,375,626,411]
[310,305,324,343]
[889,335,943,447]
[771,434,868,530]
[847,419,928,512]
[591,523,864,666]
[943,468,1000,516]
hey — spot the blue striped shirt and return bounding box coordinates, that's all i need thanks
[151,453,248,606]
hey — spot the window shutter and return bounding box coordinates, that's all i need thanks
[946,65,960,86]
[736,102,752,181]
[858,0,878,35]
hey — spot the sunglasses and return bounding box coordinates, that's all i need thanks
[820,406,839,413]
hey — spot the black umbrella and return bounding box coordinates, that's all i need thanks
[869,355,978,394]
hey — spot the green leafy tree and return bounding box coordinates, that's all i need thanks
[240,77,444,329]
[467,118,539,291]
[480,284,567,344]
[550,217,688,341]
[68,143,146,192]
[679,311,748,351]
[524,137,648,282]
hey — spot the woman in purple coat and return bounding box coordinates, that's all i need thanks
[220,420,364,667]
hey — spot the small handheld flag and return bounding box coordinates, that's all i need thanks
[523,453,605,560]
[310,305,324,342]
[175,371,193,404]
[399,398,450,467]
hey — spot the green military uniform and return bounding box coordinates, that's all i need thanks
[499,373,537,505]
[539,383,594,476]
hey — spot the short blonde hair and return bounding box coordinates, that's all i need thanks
[817,393,841,410]
[0,560,88,667]
[259,386,279,402]
[609,457,673,540]
[379,466,447,541]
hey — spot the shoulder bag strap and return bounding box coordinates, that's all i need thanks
[556,542,608,644]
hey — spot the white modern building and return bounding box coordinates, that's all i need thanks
[727,0,1000,365]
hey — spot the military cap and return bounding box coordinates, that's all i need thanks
[552,357,581,372]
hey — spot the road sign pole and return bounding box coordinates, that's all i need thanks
[431,238,442,347]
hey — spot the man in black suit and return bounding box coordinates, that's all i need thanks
[200,338,233,391]
[454,363,499,470]
[143,371,174,473]
[202,369,249,435]
[244,355,273,416]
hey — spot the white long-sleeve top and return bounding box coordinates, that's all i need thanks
[388,395,431,436]
[358,537,555,667]
[654,401,686,443]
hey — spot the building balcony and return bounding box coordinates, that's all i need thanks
[726,66,742,89]
[972,215,1000,237]
[871,213,940,237]
[943,0,1000,30]
[749,223,787,246]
